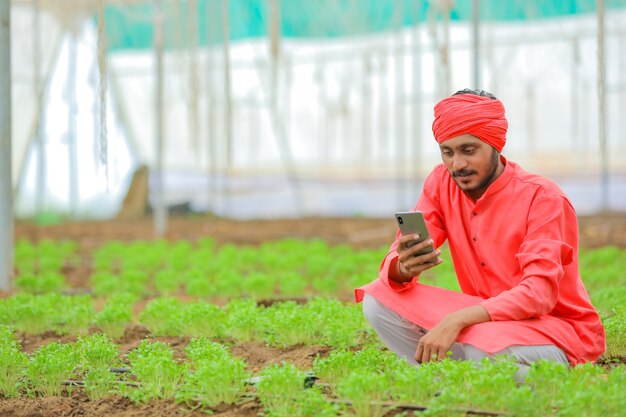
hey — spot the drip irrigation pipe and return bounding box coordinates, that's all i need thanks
[60,370,508,416]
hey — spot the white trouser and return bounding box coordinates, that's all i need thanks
[362,293,569,381]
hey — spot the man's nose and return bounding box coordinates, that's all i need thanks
[452,154,467,171]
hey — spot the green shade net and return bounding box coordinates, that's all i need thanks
[103,0,626,52]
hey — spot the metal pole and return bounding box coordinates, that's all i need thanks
[267,0,302,214]
[188,0,200,160]
[412,3,423,182]
[571,37,581,167]
[222,0,233,213]
[222,0,232,169]
[0,0,13,290]
[620,34,626,151]
[597,0,608,210]
[67,34,79,218]
[396,11,406,209]
[33,0,46,217]
[154,0,167,236]
[206,0,217,212]
[442,7,451,97]
[360,53,371,174]
[472,0,481,89]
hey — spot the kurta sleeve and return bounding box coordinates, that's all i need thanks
[378,171,448,291]
[480,195,576,321]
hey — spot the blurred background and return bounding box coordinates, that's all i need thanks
[4,0,626,227]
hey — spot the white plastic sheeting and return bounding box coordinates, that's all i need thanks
[8,5,626,218]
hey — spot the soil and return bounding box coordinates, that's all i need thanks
[2,214,625,416]
[14,212,626,249]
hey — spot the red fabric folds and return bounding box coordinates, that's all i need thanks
[432,94,508,151]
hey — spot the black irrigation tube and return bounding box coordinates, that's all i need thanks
[63,380,140,388]
[326,398,508,416]
[60,370,508,417]
[237,393,508,416]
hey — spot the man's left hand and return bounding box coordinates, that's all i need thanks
[414,315,463,363]
[414,305,491,363]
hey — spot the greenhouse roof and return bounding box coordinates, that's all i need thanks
[103,0,626,52]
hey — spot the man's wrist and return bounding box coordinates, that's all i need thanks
[389,258,413,283]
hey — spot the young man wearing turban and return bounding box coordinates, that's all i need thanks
[355,89,605,379]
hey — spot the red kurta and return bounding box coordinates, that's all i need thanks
[355,158,605,365]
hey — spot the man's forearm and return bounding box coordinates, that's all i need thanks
[446,304,491,329]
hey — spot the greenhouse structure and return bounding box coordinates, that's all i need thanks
[0,2,624,415]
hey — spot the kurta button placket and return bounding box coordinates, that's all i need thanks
[481,262,485,267]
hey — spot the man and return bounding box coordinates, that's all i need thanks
[355,89,605,377]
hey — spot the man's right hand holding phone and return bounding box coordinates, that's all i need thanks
[392,234,443,283]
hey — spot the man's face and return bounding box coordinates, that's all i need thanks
[439,134,502,200]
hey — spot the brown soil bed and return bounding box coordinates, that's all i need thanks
[15,212,626,249]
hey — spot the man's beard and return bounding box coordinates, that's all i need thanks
[452,149,500,193]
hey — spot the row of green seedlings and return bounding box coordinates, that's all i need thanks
[1,292,625,359]
[90,238,385,299]
[14,239,78,274]
[0,327,330,415]
[14,239,625,308]
[15,238,387,298]
[578,246,625,293]
[2,327,625,417]
[312,347,626,417]
[13,239,78,294]
[0,294,374,350]
[3,283,626,359]
[0,328,246,406]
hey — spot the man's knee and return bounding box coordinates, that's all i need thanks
[459,344,491,361]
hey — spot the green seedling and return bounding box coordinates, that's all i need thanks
[25,342,80,397]
[91,271,119,296]
[8,294,61,335]
[15,272,65,294]
[139,298,185,336]
[54,295,94,336]
[224,299,264,342]
[263,301,312,347]
[243,272,277,299]
[311,276,340,297]
[118,269,149,296]
[76,333,120,370]
[0,326,28,397]
[180,302,226,339]
[184,271,214,298]
[125,340,186,403]
[277,271,308,297]
[95,296,134,339]
[257,363,330,417]
[82,366,118,400]
[154,269,181,296]
[75,333,121,400]
[177,339,250,408]
[603,312,626,358]
[336,370,393,417]
[212,269,244,298]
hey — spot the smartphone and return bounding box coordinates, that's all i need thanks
[394,211,434,256]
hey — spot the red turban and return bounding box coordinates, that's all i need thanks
[432,94,508,152]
